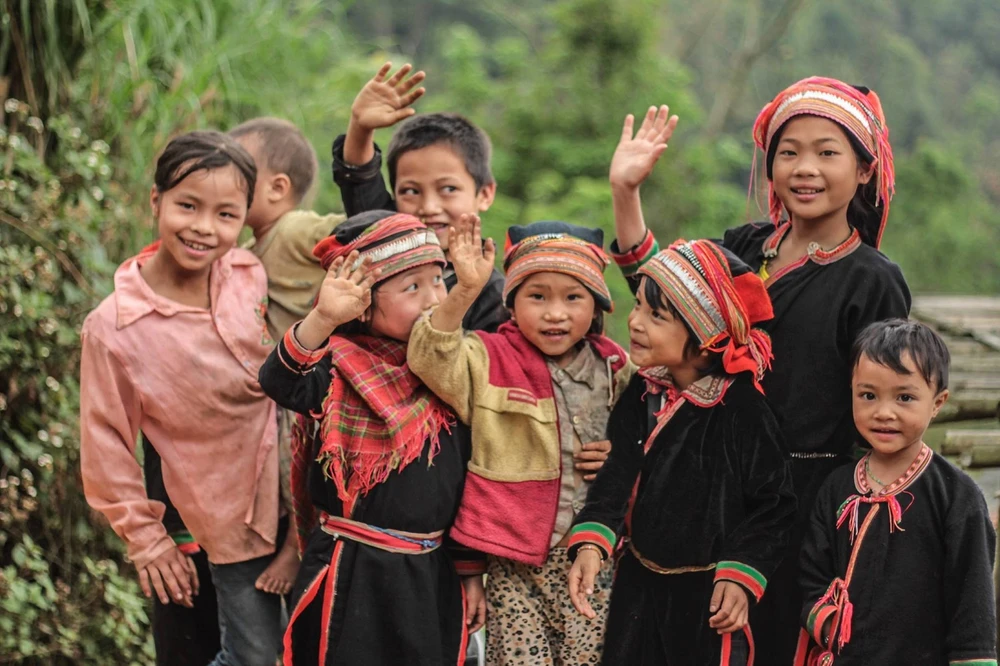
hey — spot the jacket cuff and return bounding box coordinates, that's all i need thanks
[170,530,201,555]
[567,521,616,561]
[948,660,998,665]
[805,600,838,649]
[331,134,383,181]
[609,229,658,278]
[278,324,328,373]
[714,560,767,603]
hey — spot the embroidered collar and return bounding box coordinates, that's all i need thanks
[639,367,732,408]
[761,222,863,265]
[854,444,933,496]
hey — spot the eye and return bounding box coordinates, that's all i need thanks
[441,185,458,194]
[527,292,544,301]
[432,275,442,285]
[177,201,195,210]
[898,394,915,403]
[820,149,839,157]
[651,310,664,321]
[778,149,796,157]
[403,283,418,292]
[567,293,583,301]
[219,211,238,219]
[398,187,418,196]
[858,391,876,401]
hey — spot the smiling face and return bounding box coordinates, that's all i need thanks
[150,164,249,278]
[627,277,698,370]
[367,263,447,342]
[771,115,873,229]
[852,352,949,461]
[393,143,495,251]
[510,272,596,367]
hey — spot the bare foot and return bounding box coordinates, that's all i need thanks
[255,532,300,596]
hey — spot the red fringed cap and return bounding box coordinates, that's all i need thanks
[637,239,775,391]
[751,76,895,248]
[312,212,446,278]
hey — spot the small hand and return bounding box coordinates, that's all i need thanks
[574,439,611,482]
[313,251,380,329]
[351,62,426,131]
[567,549,602,619]
[708,581,749,634]
[609,105,679,191]
[461,575,487,634]
[138,546,197,608]
[448,215,496,293]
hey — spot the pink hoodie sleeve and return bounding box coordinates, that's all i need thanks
[79,327,175,570]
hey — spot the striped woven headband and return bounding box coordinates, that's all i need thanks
[638,245,726,344]
[503,234,613,312]
[313,213,446,280]
[765,89,879,158]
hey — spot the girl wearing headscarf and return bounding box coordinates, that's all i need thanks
[258,211,485,665]
[566,239,795,665]
[607,78,911,660]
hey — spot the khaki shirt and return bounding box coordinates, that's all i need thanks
[246,210,344,341]
[547,344,614,546]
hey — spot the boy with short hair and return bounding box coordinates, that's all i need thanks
[796,319,997,665]
[331,62,507,332]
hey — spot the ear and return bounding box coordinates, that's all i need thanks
[476,182,497,212]
[507,306,516,323]
[268,173,293,204]
[857,163,875,186]
[149,185,161,217]
[930,388,950,419]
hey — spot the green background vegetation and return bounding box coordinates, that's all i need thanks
[2,0,998,661]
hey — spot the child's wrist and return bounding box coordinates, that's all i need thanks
[576,544,605,561]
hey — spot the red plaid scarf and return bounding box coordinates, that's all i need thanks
[290,335,453,550]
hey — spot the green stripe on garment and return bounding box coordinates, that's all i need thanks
[949,660,998,665]
[717,561,767,590]
[170,531,196,546]
[571,521,616,548]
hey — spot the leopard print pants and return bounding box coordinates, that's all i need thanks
[485,547,613,666]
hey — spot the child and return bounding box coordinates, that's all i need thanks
[79,131,284,665]
[257,211,487,665]
[407,216,628,665]
[796,319,997,665]
[230,116,348,596]
[607,78,911,660]
[331,62,507,332]
[567,239,797,665]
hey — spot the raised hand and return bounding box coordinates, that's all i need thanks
[351,62,426,132]
[313,251,380,330]
[609,105,679,191]
[448,214,496,294]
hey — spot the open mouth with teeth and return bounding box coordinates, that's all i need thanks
[179,237,215,252]
[790,187,825,195]
[541,329,569,338]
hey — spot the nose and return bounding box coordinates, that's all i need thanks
[418,191,443,216]
[872,399,896,421]
[627,311,643,333]
[543,304,567,321]
[423,286,443,310]
[792,154,820,177]
[190,211,214,236]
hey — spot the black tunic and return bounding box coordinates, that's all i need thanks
[258,338,476,666]
[572,373,796,665]
[330,134,508,333]
[721,222,911,660]
[798,448,997,665]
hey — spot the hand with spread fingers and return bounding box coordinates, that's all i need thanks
[448,214,496,294]
[609,105,679,192]
[296,251,380,348]
[350,62,427,132]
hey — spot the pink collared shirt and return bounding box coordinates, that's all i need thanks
[79,247,279,569]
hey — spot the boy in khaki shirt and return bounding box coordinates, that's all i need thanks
[229,117,345,594]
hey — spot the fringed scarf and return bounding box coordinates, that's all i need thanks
[290,335,454,549]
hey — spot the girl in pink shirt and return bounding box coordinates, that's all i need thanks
[80,131,284,666]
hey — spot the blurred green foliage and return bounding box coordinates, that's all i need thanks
[2,0,999,661]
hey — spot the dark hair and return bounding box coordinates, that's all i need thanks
[851,319,950,392]
[154,131,257,208]
[642,277,724,375]
[505,283,605,336]
[387,113,494,191]
[766,118,881,246]
[229,117,318,204]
